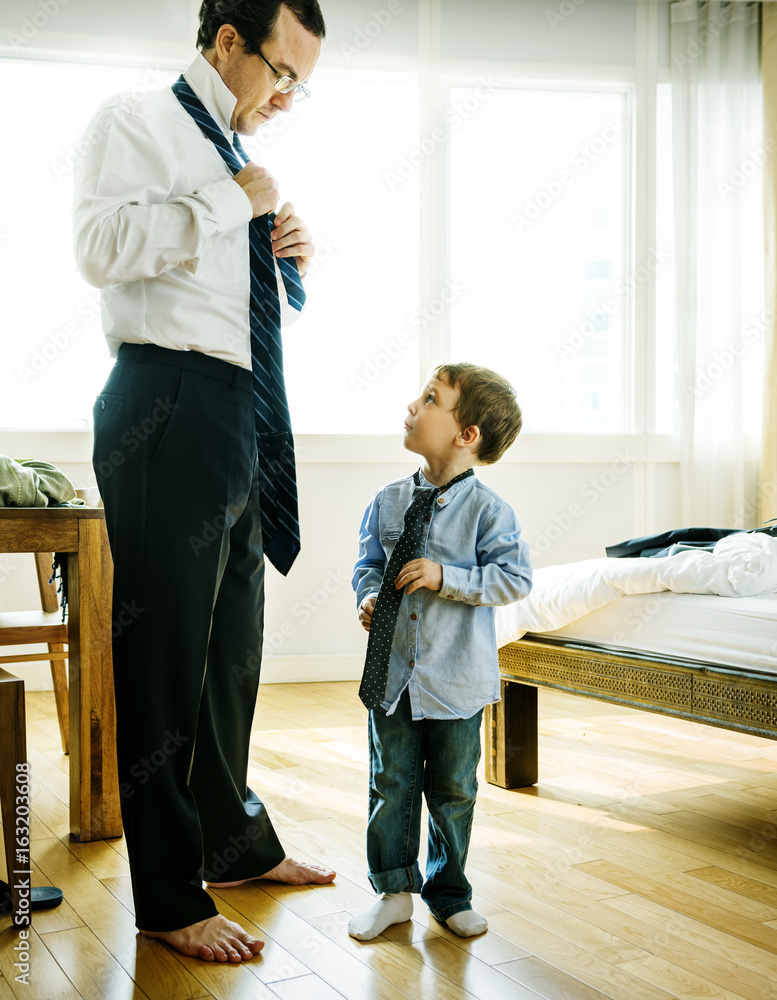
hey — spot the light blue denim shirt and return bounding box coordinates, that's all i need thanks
[352,469,533,720]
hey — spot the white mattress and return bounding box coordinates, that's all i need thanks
[538,593,777,675]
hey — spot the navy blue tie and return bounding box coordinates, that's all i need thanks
[172,76,305,574]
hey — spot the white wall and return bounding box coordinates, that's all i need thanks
[0,0,684,687]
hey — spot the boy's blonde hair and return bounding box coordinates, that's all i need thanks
[433,363,522,465]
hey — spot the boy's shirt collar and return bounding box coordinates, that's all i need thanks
[416,467,475,506]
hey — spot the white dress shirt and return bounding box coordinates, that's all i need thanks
[73,53,297,368]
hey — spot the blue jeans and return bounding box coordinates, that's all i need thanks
[367,690,483,922]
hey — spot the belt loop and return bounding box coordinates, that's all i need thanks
[230,365,242,391]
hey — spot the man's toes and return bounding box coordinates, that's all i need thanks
[242,936,263,956]
[211,943,230,962]
[198,943,216,962]
[306,864,335,884]
[289,860,335,883]
[230,938,252,960]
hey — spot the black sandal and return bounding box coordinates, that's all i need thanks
[0,879,64,916]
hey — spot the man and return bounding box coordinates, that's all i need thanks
[73,0,333,963]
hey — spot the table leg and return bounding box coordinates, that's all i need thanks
[68,518,121,841]
[0,670,27,924]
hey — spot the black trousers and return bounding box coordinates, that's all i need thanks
[93,344,285,931]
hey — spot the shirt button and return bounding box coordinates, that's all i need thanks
[447,595,454,600]
[410,613,418,621]
[426,515,431,522]
[409,660,415,668]
[437,497,444,504]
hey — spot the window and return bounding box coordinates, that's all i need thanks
[243,69,420,434]
[449,86,629,433]
[0,59,178,429]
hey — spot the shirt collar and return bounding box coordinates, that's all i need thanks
[417,467,475,500]
[182,52,237,140]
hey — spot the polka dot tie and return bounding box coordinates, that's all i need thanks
[358,468,474,710]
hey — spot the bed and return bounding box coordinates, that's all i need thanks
[485,533,777,788]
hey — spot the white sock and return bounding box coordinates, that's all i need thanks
[445,909,488,937]
[348,892,414,941]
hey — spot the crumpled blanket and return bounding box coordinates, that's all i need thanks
[0,456,84,507]
[496,533,777,646]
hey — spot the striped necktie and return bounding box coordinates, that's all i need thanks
[359,467,474,710]
[172,76,305,575]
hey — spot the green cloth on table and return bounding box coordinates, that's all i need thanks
[0,456,85,508]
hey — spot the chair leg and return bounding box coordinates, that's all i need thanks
[48,644,69,755]
[0,670,29,925]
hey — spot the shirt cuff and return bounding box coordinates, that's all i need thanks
[438,565,464,602]
[211,176,253,233]
[357,588,380,607]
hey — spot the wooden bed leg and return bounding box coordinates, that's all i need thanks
[485,680,538,788]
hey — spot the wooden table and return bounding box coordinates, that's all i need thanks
[0,508,121,842]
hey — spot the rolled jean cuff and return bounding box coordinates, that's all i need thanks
[428,899,473,922]
[368,862,423,896]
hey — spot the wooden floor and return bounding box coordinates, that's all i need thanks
[3,681,777,999]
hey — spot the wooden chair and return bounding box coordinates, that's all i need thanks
[0,666,28,924]
[0,553,69,754]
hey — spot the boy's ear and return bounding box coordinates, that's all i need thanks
[457,424,481,449]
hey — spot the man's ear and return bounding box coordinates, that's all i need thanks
[457,424,481,449]
[214,23,241,61]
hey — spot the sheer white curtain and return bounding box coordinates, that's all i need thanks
[671,0,763,527]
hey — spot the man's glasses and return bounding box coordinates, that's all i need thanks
[255,49,310,101]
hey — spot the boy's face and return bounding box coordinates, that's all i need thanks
[403,377,463,461]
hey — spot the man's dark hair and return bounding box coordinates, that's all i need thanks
[197,0,326,53]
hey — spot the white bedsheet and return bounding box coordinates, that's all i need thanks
[495,533,777,647]
[542,593,777,674]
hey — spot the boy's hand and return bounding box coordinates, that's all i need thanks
[358,596,376,631]
[395,559,442,595]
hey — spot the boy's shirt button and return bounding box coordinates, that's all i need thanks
[410,613,418,621]
[409,660,415,668]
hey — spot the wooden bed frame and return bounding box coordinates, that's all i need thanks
[484,634,777,788]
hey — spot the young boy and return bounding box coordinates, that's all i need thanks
[350,362,532,941]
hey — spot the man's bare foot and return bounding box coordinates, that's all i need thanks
[139,914,264,962]
[205,856,336,889]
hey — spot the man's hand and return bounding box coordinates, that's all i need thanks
[272,201,314,277]
[233,163,279,219]
[358,596,376,632]
[395,559,442,595]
